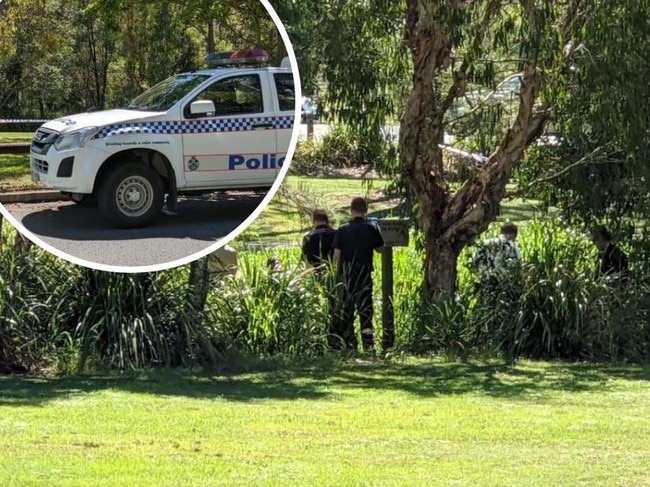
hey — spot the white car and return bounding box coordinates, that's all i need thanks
[30,51,296,228]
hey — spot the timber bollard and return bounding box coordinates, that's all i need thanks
[377,219,410,351]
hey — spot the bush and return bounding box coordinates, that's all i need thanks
[2,218,649,373]
[291,125,394,176]
[206,248,331,357]
[415,219,650,362]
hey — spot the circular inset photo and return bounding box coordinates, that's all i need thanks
[0,0,300,272]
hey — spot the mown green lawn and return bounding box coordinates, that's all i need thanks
[0,153,42,192]
[0,132,33,144]
[1,359,649,486]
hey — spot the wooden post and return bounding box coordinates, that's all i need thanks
[306,113,314,139]
[377,219,409,352]
[381,247,395,350]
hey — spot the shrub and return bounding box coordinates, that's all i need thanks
[291,125,394,176]
[1,217,649,372]
[415,219,650,362]
[206,248,330,357]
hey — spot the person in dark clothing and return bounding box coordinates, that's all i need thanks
[591,226,629,285]
[302,209,336,270]
[330,197,384,352]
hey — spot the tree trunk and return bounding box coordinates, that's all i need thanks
[187,256,211,316]
[425,237,461,298]
[400,1,457,298]
[207,19,215,53]
[276,30,288,65]
[401,0,554,299]
[186,256,220,366]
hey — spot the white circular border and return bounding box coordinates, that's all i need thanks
[0,0,302,274]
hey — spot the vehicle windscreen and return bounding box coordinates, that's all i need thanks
[126,74,210,111]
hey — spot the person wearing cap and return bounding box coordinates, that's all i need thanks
[301,209,336,272]
[330,197,384,352]
[472,222,522,279]
[590,226,629,285]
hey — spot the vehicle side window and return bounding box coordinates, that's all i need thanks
[274,73,295,112]
[186,74,263,118]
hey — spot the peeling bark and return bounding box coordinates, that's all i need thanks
[401,0,583,298]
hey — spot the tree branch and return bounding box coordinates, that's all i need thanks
[510,143,619,197]
[441,0,503,115]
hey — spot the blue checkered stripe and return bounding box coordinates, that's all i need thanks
[92,115,295,140]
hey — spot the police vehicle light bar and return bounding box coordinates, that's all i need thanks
[206,49,269,68]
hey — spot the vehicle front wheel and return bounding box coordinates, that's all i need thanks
[70,194,97,206]
[97,163,164,228]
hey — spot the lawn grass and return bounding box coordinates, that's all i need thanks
[0,132,33,143]
[0,153,43,192]
[1,358,649,486]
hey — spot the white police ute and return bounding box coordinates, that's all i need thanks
[30,49,296,228]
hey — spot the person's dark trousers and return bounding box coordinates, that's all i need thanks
[329,271,374,351]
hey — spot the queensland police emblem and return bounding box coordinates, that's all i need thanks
[188,157,200,171]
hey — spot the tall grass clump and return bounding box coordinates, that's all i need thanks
[57,267,206,371]
[0,226,213,371]
[206,248,330,357]
[0,233,75,371]
[414,218,650,362]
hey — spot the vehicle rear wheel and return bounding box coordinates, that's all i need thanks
[97,163,164,228]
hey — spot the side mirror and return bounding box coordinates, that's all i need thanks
[190,100,216,116]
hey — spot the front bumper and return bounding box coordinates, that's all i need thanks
[30,148,97,194]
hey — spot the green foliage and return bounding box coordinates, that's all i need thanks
[414,220,650,362]
[206,248,330,358]
[284,0,410,177]
[0,0,283,116]
[517,0,650,237]
[291,126,394,176]
[1,217,649,372]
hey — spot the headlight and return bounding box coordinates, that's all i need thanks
[54,127,98,151]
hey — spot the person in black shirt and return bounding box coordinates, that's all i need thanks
[330,197,384,352]
[591,226,629,285]
[302,209,336,270]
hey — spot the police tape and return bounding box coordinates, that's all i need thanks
[0,119,49,123]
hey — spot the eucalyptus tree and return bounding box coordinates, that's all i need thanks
[399,0,588,297]
[301,1,634,298]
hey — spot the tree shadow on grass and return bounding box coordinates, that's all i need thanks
[1,359,649,407]
[322,360,650,401]
[367,200,412,219]
[0,372,329,407]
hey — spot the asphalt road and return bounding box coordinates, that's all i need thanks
[3,191,265,269]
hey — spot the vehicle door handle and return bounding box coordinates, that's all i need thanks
[252,122,274,130]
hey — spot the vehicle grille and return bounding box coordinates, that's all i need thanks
[31,129,59,155]
[32,158,49,174]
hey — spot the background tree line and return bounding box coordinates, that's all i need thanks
[0,0,284,117]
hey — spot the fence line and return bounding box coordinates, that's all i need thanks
[0,143,30,154]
